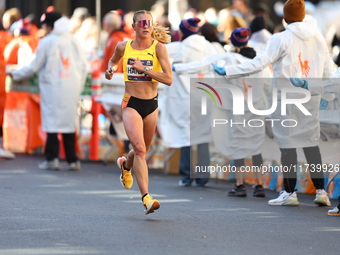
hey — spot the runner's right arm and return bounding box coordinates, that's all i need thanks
[105,42,126,80]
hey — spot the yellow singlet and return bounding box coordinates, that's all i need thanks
[123,39,162,82]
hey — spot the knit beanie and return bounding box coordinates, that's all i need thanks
[249,16,265,34]
[179,18,200,37]
[230,28,250,47]
[284,0,305,22]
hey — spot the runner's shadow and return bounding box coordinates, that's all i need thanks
[125,215,167,222]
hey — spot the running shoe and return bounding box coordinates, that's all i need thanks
[0,147,15,159]
[253,185,265,197]
[268,190,299,206]
[178,180,191,187]
[38,158,60,170]
[314,189,331,206]
[117,156,133,189]
[328,206,340,216]
[143,194,160,215]
[228,184,247,197]
[68,161,81,171]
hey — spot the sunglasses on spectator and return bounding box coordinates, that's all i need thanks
[134,20,153,28]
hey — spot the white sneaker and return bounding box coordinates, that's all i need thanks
[328,206,340,216]
[68,161,81,170]
[38,158,60,170]
[0,147,15,159]
[178,180,191,187]
[268,190,300,206]
[314,189,331,206]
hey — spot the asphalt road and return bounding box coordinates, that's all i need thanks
[1,154,339,255]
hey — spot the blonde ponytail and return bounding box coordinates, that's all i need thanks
[133,10,171,43]
[151,23,171,43]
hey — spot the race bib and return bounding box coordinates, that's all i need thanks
[127,59,153,81]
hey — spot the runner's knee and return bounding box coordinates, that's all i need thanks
[133,143,147,158]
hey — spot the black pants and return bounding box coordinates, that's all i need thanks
[45,133,78,163]
[234,154,263,167]
[280,146,324,193]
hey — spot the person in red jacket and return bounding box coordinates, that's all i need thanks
[100,11,131,72]
[0,29,14,159]
[4,18,38,65]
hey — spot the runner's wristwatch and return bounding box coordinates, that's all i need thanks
[144,66,151,75]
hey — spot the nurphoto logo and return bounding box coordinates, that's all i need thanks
[197,80,312,128]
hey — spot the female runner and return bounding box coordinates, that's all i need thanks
[105,10,172,214]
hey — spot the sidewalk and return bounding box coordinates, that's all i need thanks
[0,154,338,255]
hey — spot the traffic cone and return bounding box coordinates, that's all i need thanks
[89,68,102,160]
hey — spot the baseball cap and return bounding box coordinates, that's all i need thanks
[40,11,62,28]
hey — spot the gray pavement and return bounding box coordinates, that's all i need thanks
[0,154,339,255]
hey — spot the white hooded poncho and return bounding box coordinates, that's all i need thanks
[224,18,334,148]
[12,17,87,133]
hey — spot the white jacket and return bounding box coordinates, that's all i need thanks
[248,28,272,54]
[308,67,340,95]
[12,17,87,133]
[223,18,334,148]
[159,34,218,147]
[211,42,226,54]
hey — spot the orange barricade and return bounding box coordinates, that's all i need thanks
[3,90,81,157]
[26,93,45,153]
[3,91,30,152]
[3,91,45,153]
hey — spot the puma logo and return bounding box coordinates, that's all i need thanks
[147,53,154,58]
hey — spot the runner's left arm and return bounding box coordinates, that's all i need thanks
[140,43,172,86]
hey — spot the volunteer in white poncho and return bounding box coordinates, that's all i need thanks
[160,18,219,186]
[198,22,226,54]
[213,0,333,207]
[173,28,272,197]
[10,12,87,170]
[290,66,340,216]
[248,15,272,54]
